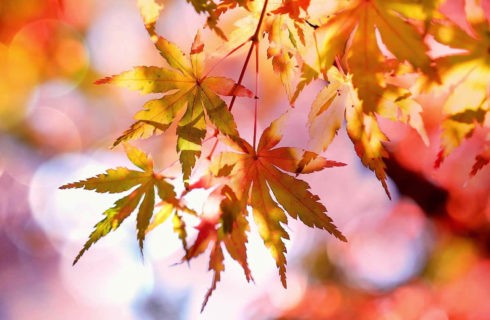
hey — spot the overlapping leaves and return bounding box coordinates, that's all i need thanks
[318,0,438,95]
[428,0,489,172]
[206,113,346,286]
[181,185,252,311]
[97,32,253,184]
[61,0,490,313]
[302,64,428,197]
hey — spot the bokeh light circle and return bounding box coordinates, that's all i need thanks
[60,243,154,307]
[329,200,430,290]
[28,152,126,247]
[0,43,39,129]
[9,19,90,92]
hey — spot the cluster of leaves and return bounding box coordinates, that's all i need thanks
[61,0,489,310]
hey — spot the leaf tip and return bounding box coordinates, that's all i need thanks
[470,155,489,177]
[94,76,112,85]
[191,30,204,55]
[434,149,445,169]
[383,182,392,200]
[72,248,86,266]
[331,160,347,167]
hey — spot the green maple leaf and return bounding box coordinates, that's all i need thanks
[60,144,181,264]
[96,32,253,184]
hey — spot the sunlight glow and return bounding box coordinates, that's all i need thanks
[60,243,154,306]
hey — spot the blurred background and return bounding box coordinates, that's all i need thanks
[0,0,489,319]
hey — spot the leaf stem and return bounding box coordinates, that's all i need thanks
[203,128,219,143]
[203,40,248,79]
[203,128,220,160]
[206,138,220,160]
[228,42,255,111]
[313,31,328,80]
[228,0,269,112]
[158,159,180,175]
[253,41,259,151]
[335,55,345,76]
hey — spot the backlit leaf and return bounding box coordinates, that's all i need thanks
[428,0,489,166]
[206,113,346,288]
[60,145,181,263]
[96,32,253,184]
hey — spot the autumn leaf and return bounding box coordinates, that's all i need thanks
[317,0,438,114]
[139,0,231,39]
[223,0,307,103]
[471,134,490,176]
[291,1,433,196]
[291,62,319,104]
[187,0,231,39]
[266,15,301,103]
[60,144,179,264]
[207,112,347,286]
[306,66,429,198]
[271,0,311,22]
[96,32,253,184]
[264,0,312,103]
[215,0,249,19]
[427,0,490,167]
[145,195,199,255]
[180,185,252,311]
[137,0,164,39]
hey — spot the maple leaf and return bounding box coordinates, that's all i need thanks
[180,185,253,311]
[145,194,199,255]
[137,0,164,38]
[427,0,490,167]
[290,2,431,196]
[263,0,312,104]
[470,136,490,176]
[214,0,249,21]
[317,0,438,114]
[60,144,180,264]
[306,66,429,198]
[266,15,303,103]
[96,32,253,184]
[223,0,307,103]
[291,62,319,104]
[207,112,347,286]
[186,0,229,39]
[271,0,311,22]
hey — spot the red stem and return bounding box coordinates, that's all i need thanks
[335,55,345,76]
[158,159,179,175]
[228,41,255,111]
[206,0,269,160]
[203,40,247,79]
[228,0,269,112]
[206,139,219,160]
[253,41,259,151]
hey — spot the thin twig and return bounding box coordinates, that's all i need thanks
[228,42,255,111]
[313,31,328,80]
[203,41,248,79]
[253,41,259,151]
[335,55,345,76]
[228,0,269,112]
[206,139,219,160]
[158,159,180,175]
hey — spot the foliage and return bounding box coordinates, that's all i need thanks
[61,0,490,310]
